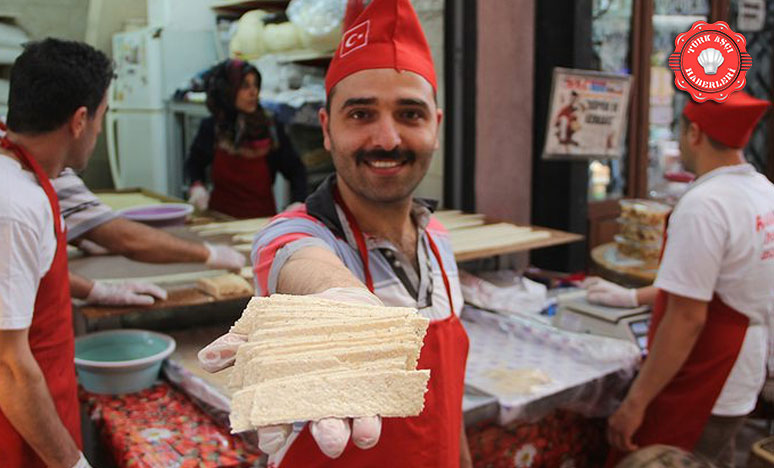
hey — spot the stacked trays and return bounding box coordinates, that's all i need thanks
[226,294,431,432]
[615,199,671,266]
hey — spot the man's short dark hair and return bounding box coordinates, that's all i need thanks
[6,38,114,134]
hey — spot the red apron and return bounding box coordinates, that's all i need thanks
[0,138,82,467]
[606,217,749,466]
[209,139,277,219]
[277,190,470,468]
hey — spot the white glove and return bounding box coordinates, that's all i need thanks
[205,242,247,271]
[85,280,168,306]
[71,451,93,468]
[583,277,638,308]
[188,183,210,211]
[197,287,383,457]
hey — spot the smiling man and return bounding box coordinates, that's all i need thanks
[197,0,471,466]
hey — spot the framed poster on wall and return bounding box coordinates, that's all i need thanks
[542,68,632,160]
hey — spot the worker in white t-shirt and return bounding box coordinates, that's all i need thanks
[593,92,774,468]
[0,39,112,468]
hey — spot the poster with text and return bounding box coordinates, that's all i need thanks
[543,68,632,160]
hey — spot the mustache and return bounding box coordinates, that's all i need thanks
[355,148,417,165]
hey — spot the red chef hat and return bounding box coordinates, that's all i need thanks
[682,92,770,149]
[325,0,437,95]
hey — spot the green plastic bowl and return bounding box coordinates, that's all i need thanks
[74,329,176,395]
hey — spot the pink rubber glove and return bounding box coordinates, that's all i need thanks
[198,287,384,457]
[188,183,210,211]
[204,242,247,271]
[583,277,638,308]
[85,280,168,306]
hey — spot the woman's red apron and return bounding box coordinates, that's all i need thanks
[209,140,277,219]
[278,191,469,468]
[606,216,749,466]
[0,138,82,467]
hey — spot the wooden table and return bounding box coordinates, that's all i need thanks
[78,288,251,321]
[73,211,583,326]
[69,223,250,330]
[590,242,656,287]
[454,224,584,262]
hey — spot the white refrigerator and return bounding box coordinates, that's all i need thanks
[107,27,217,196]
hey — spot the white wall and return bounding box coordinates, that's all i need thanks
[0,0,89,42]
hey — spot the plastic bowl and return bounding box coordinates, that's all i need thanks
[118,203,194,227]
[74,329,176,395]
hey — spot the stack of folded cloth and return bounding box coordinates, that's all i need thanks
[226,294,430,432]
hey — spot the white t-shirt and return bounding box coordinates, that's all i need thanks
[0,154,57,330]
[654,163,774,416]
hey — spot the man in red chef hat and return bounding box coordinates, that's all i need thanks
[199,0,472,466]
[601,92,774,467]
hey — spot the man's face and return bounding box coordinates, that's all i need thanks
[68,93,108,171]
[319,69,442,205]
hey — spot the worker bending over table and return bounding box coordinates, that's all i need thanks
[53,168,246,306]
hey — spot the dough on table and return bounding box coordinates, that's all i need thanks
[196,273,253,299]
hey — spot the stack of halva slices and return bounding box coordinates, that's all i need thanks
[227,294,431,432]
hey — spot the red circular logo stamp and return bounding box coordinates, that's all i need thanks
[668,21,752,103]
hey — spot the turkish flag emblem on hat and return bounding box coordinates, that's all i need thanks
[325,0,437,95]
[340,20,370,57]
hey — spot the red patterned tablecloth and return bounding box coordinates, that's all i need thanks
[467,410,608,468]
[82,382,605,468]
[80,382,261,468]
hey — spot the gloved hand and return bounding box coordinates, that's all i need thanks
[71,451,93,468]
[583,277,638,308]
[85,280,168,306]
[198,287,383,457]
[205,242,247,271]
[188,182,210,212]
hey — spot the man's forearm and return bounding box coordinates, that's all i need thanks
[69,272,94,300]
[0,350,80,467]
[84,218,209,264]
[635,286,658,307]
[276,246,367,295]
[625,294,707,408]
[460,419,472,468]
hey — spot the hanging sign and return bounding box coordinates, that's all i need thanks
[738,0,766,32]
[542,67,632,160]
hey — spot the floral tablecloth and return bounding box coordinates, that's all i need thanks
[467,409,608,468]
[80,382,262,468]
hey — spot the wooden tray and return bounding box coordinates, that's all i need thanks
[452,217,583,262]
[78,287,252,320]
[590,242,656,287]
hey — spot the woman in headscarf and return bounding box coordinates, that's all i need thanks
[185,59,307,218]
